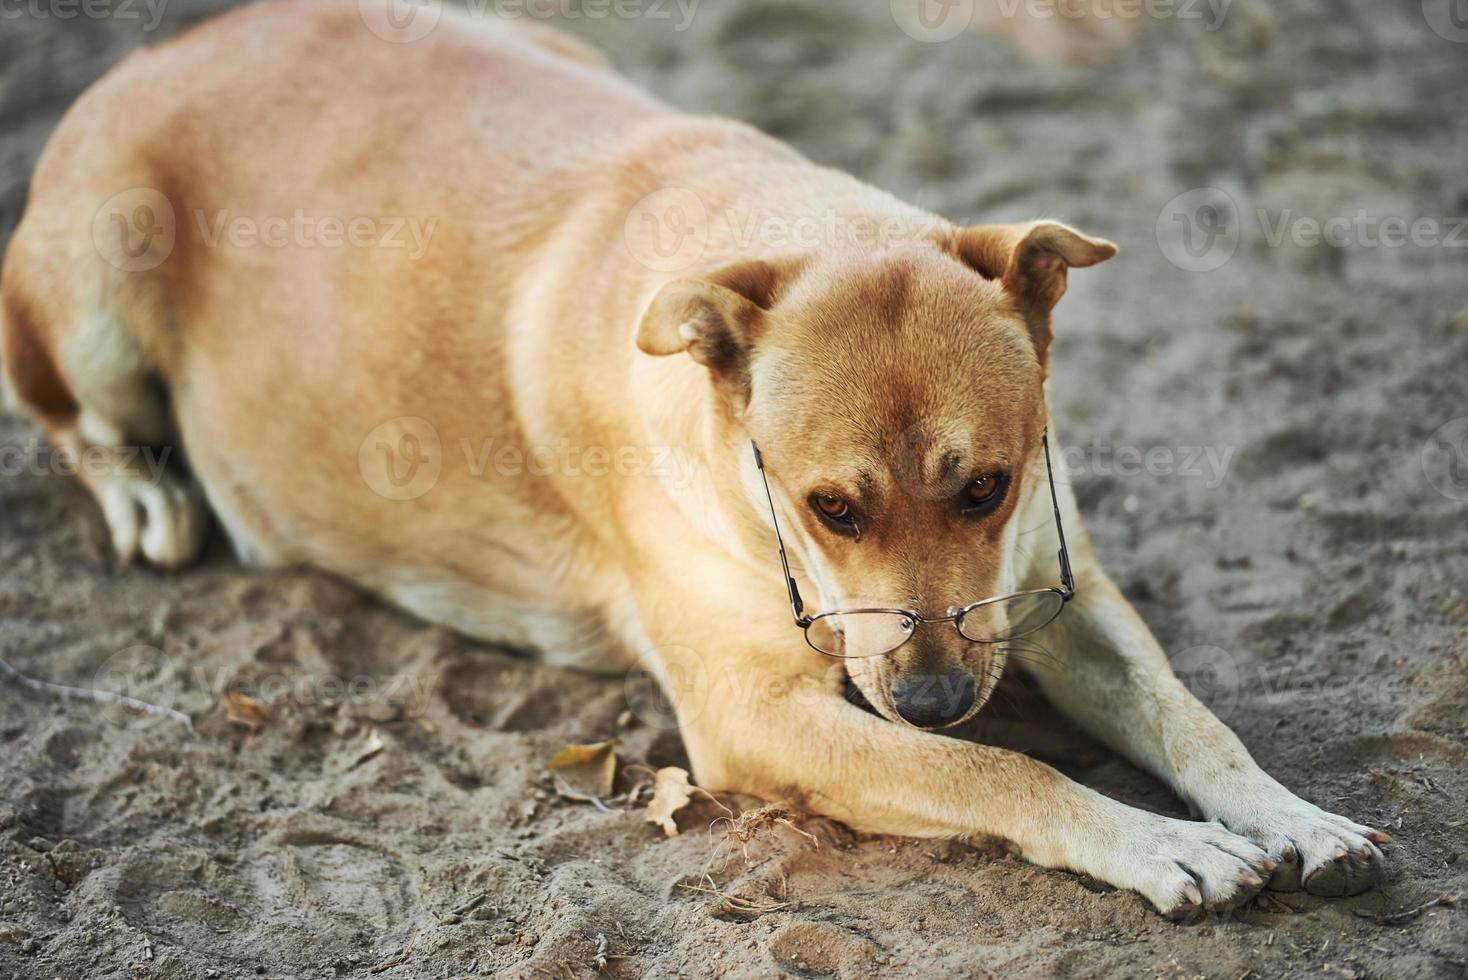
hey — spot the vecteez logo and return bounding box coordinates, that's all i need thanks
[891,0,976,42]
[622,187,711,273]
[92,645,188,731]
[1422,0,1468,42]
[1423,417,1468,502]
[92,187,176,273]
[1155,187,1240,273]
[359,417,444,501]
[358,0,443,43]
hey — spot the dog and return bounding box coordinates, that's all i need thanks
[1,0,1386,917]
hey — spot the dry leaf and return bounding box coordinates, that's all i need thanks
[645,766,695,837]
[547,740,618,803]
[224,692,268,732]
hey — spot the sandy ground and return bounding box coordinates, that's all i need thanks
[2,0,1467,977]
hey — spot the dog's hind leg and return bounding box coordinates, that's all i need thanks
[2,287,206,569]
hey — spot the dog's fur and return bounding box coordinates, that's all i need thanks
[1,0,1387,917]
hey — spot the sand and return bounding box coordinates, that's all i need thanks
[1,0,1466,977]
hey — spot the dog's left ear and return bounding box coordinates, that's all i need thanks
[947,221,1116,365]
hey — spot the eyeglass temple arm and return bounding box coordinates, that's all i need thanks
[751,442,808,624]
[1041,432,1076,596]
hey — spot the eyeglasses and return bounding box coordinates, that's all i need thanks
[752,432,1075,659]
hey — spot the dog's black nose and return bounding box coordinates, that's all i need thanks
[890,671,976,728]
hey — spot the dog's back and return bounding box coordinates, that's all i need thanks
[4,0,655,388]
[1,0,665,573]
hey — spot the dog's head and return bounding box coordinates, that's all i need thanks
[637,221,1114,728]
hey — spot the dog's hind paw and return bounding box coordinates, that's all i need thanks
[1213,793,1389,896]
[98,469,207,569]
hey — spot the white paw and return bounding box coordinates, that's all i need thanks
[1087,811,1276,920]
[1213,792,1389,896]
[98,472,206,569]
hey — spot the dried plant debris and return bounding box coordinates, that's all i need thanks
[722,804,818,850]
[592,932,632,970]
[643,766,731,837]
[644,766,697,837]
[548,740,619,808]
[224,691,269,733]
[675,874,792,917]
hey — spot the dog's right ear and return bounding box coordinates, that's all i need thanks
[635,260,790,380]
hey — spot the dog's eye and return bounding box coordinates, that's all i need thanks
[813,493,851,520]
[960,473,1008,516]
[810,492,858,534]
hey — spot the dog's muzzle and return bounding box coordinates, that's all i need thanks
[888,670,977,728]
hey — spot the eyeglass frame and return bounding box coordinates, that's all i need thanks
[750,431,1076,658]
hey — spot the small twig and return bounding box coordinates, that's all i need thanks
[550,773,615,813]
[0,654,192,732]
[369,952,410,974]
[1253,892,1301,914]
[1354,893,1459,926]
[450,893,489,917]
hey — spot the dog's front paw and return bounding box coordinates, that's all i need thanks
[1085,812,1276,921]
[1213,792,1389,896]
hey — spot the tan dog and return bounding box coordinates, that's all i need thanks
[2,0,1386,917]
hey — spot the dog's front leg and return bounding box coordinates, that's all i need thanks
[1022,575,1389,896]
[681,675,1275,919]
